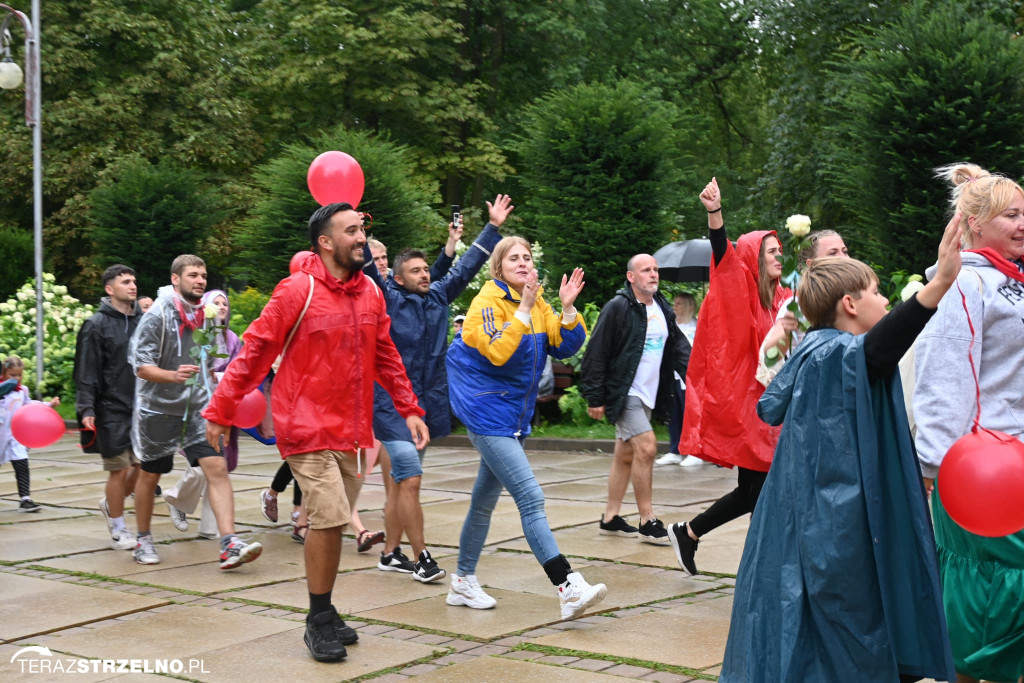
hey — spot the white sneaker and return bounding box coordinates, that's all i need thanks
[446,574,497,610]
[167,502,189,532]
[655,452,683,465]
[558,571,607,621]
[679,455,704,467]
[110,528,136,551]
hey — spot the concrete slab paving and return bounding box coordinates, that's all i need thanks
[194,629,442,682]
[415,655,626,681]
[0,574,167,643]
[38,606,296,661]
[530,596,734,670]
[221,568,450,614]
[358,588,565,640]
[0,497,93,522]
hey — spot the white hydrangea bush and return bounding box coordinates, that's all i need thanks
[0,273,94,398]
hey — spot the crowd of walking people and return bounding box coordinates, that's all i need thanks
[2,166,1021,681]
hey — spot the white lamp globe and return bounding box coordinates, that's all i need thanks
[0,58,23,89]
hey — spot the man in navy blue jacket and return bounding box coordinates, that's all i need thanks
[363,195,513,583]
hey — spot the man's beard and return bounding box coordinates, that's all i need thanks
[177,286,202,305]
[332,247,363,273]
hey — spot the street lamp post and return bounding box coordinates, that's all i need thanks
[0,1,43,399]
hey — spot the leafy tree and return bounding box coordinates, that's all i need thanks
[0,1,261,293]
[822,1,1024,273]
[235,126,439,291]
[511,80,684,307]
[87,156,224,298]
[0,226,33,301]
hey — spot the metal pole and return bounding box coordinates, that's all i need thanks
[30,0,41,400]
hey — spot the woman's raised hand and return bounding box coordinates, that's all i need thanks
[559,267,585,310]
[699,177,721,212]
[916,211,963,310]
[519,269,540,311]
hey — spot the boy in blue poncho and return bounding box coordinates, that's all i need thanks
[720,216,963,683]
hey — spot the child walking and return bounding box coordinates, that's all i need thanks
[719,216,963,682]
[1,355,60,512]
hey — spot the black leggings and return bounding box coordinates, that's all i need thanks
[271,461,302,507]
[689,466,768,538]
[10,459,30,498]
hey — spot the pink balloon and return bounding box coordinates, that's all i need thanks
[290,251,313,275]
[307,151,365,207]
[938,429,1024,537]
[234,389,266,429]
[11,403,66,449]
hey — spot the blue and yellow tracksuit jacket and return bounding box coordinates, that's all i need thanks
[446,279,587,437]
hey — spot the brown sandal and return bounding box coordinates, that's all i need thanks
[357,529,385,553]
[291,523,308,544]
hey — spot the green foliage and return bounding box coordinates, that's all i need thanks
[557,385,600,426]
[822,1,1024,274]
[511,79,685,307]
[0,226,33,301]
[235,126,439,291]
[228,287,270,337]
[87,156,224,298]
[561,302,602,373]
[0,274,93,399]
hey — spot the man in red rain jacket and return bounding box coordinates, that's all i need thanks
[203,202,428,664]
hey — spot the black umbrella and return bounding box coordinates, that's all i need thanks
[653,238,714,282]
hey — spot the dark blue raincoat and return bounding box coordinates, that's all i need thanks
[721,328,955,683]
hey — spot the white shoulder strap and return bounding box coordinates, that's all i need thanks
[281,274,314,360]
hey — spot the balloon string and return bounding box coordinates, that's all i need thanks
[76,427,96,449]
[954,279,982,432]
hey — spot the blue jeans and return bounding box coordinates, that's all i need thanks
[458,429,562,575]
[381,440,424,484]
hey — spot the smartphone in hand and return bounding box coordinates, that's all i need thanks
[451,205,462,230]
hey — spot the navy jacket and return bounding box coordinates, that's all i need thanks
[364,224,502,442]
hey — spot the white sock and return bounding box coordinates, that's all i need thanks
[21,496,31,502]
[111,516,126,533]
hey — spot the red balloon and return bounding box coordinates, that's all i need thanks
[234,389,266,429]
[307,151,365,207]
[938,429,1024,537]
[11,403,66,449]
[290,251,313,275]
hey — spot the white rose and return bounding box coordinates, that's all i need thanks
[900,280,925,302]
[204,303,219,320]
[786,214,812,238]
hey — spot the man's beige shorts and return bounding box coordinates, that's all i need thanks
[286,450,365,530]
[102,449,139,472]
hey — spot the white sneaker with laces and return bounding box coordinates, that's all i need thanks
[446,574,497,609]
[110,528,136,551]
[679,455,704,467]
[655,452,683,465]
[558,571,607,621]
[133,535,161,565]
[167,502,189,532]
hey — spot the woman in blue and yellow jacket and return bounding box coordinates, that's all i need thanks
[445,236,608,621]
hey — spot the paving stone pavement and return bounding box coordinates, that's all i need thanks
[1,435,746,681]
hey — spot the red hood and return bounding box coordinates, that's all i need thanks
[735,229,777,280]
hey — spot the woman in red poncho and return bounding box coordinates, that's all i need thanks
[667,177,792,576]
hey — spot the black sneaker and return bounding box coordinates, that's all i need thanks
[330,607,359,645]
[377,548,415,573]
[304,609,347,662]
[669,522,699,575]
[638,518,671,546]
[18,499,41,513]
[413,550,447,583]
[599,514,638,537]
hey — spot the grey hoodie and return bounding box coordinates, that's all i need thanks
[913,252,1024,478]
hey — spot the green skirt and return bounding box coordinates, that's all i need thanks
[932,490,1024,682]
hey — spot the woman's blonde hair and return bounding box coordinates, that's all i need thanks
[757,235,780,311]
[489,236,532,282]
[797,257,878,327]
[935,163,1024,248]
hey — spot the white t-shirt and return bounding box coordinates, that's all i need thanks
[673,318,696,385]
[628,303,668,409]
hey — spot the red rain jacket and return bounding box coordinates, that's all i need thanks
[680,230,791,472]
[202,253,424,458]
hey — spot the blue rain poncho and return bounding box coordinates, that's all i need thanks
[720,328,955,683]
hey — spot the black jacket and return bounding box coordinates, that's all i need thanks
[74,298,142,455]
[580,282,691,425]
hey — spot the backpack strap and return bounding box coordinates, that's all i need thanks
[281,274,314,360]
